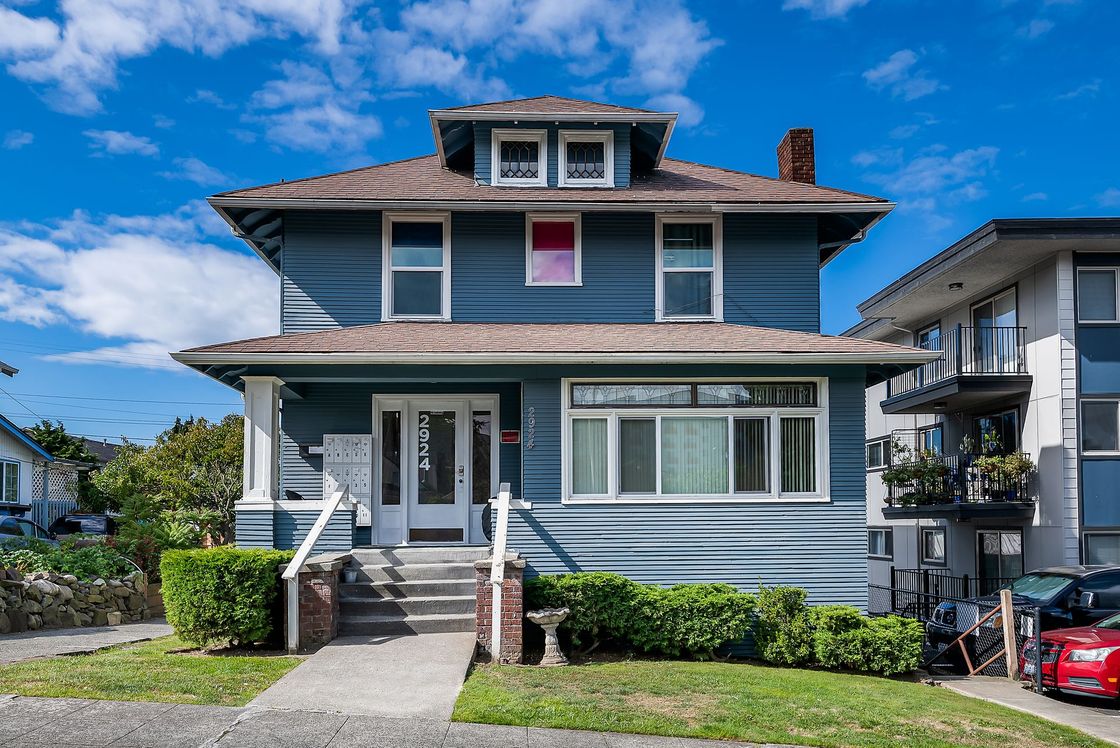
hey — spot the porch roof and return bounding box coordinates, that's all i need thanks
[174,322,936,367]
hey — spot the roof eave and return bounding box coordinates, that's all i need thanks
[172,349,939,367]
[429,110,676,124]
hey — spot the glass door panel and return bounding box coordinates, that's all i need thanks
[978,530,1023,594]
[408,401,466,543]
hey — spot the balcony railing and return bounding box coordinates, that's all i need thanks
[884,452,1034,507]
[887,325,1027,398]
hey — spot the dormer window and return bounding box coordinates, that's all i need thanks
[492,129,546,186]
[559,131,613,188]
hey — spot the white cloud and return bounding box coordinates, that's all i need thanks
[1017,18,1054,39]
[83,129,159,157]
[782,0,870,19]
[0,205,277,370]
[2,130,33,149]
[153,115,175,129]
[863,49,944,101]
[0,1,348,114]
[850,147,902,168]
[861,146,998,229]
[645,93,705,128]
[1022,192,1048,202]
[1057,79,1101,100]
[1097,188,1120,208]
[159,157,230,186]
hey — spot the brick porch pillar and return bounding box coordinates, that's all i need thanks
[474,554,525,664]
[281,554,348,653]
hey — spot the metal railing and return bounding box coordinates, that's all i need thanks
[887,325,1027,398]
[890,567,1018,608]
[282,485,349,654]
[489,482,512,661]
[885,452,1034,506]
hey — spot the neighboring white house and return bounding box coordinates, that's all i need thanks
[845,219,1120,601]
[0,411,55,515]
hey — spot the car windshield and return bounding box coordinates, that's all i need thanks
[0,519,20,536]
[1097,612,1120,631]
[1001,573,1074,603]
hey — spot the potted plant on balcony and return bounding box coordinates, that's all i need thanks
[1000,452,1036,501]
[972,452,1036,501]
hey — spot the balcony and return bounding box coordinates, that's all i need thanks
[881,325,1031,415]
[881,451,1036,520]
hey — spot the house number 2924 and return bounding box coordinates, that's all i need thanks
[417,413,431,470]
[526,406,535,450]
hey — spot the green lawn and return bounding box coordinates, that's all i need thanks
[0,636,302,706]
[453,660,1107,748]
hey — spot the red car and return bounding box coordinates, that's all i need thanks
[1020,610,1120,699]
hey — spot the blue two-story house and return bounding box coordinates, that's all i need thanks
[174,96,931,627]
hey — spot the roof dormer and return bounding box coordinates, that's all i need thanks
[428,95,677,189]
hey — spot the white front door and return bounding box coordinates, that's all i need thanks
[407,400,468,543]
[374,395,498,545]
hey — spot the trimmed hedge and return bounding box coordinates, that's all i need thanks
[525,573,754,658]
[161,547,294,647]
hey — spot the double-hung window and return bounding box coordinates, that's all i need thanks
[492,129,547,187]
[558,131,613,187]
[1,461,18,503]
[868,528,893,560]
[1077,267,1120,322]
[865,437,890,471]
[526,213,581,285]
[383,214,450,320]
[1082,399,1120,454]
[656,216,722,321]
[565,380,826,501]
[921,527,946,565]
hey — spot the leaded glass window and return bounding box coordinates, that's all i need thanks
[566,141,605,180]
[499,140,539,180]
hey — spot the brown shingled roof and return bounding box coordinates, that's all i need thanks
[436,95,658,115]
[177,322,930,362]
[213,155,886,204]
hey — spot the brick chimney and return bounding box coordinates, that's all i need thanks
[777,128,815,184]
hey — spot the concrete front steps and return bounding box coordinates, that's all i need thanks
[338,546,489,636]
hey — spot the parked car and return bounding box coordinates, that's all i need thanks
[1020,611,1120,700]
[926,566,1120,672]
[47,513,117,538]
[0,515,54,543]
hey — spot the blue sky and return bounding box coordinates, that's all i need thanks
[0,0,1116,443]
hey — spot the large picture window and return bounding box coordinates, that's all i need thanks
[383,214,450,320]
[656,216,722,321]
[565,380,826,502]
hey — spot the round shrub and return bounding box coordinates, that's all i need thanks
[807,605,866,669]
[754,585,813,666]
[161,547,294,647]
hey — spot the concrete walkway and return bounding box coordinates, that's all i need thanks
[250,633,478,719]
[939,676,1120,746]
[0,696,775,747]
[0,619,173,664]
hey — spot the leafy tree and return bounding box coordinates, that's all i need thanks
[90,414,242,543]
[24,419,99,463]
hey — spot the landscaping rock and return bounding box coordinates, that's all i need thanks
[107,611,122,626]
[27,614,41,630]
[112,586,132,598]
[92,610,108,626]
[0,612,9,634]
[0,568,150,637]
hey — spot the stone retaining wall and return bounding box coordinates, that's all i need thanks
[0,570,150,634]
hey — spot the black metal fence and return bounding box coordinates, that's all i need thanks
[884,452,1034,506]
[869,583,1042,684]
[890,567,1017,602]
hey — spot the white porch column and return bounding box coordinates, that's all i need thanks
[242,376,283,501]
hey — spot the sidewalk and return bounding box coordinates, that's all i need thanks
[0,619,173,664]
[939,676,1120,747]
[0,695,777,747]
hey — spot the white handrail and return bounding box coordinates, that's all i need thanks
[489,482,512,661]
[283,485,349,654]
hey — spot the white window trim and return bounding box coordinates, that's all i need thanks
[491,128,548,187]
[1081,398,1120,456]
[655,214,723,322]
[560,376,829,504]
[865,436,890,471]
[1,460,19,503]
[920,527,947,566]
[868,527,893,560]
[381,212,452,321]
[558,130,614,188]
[1076,267,1120,324]
[525,213,582,287]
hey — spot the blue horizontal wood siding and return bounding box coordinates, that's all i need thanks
[281,210,381,333]
[273,508,355,552]
[452,212,655,321]
[723,214,820,332]
[233,509,273,548]
[475,122,631,187]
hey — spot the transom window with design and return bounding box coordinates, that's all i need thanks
[559,131,613,187]
[492,129,547,186]
[565,380,826,502]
